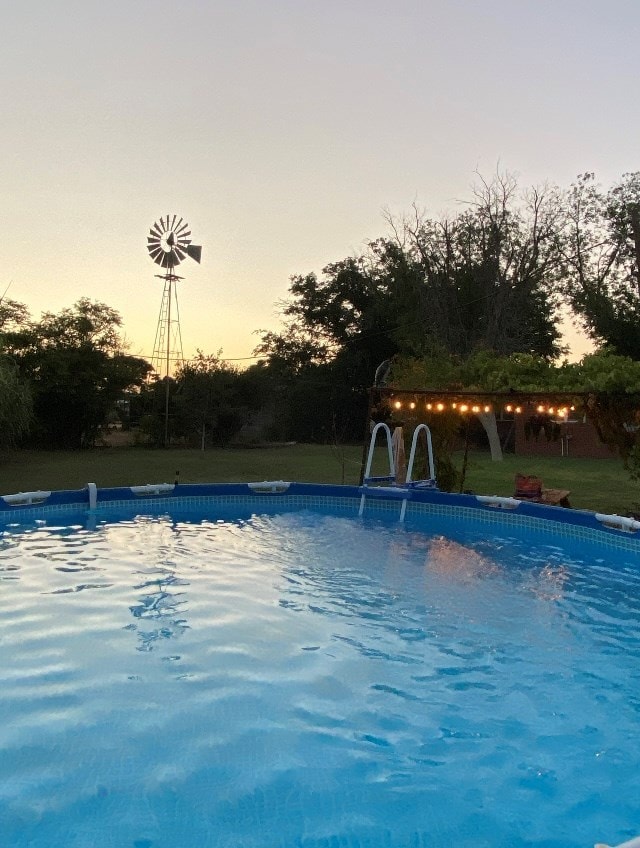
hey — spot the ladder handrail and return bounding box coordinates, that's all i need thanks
[406,424,436,485]
[362,422,396,484]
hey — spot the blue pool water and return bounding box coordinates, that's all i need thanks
[1,503,639,848]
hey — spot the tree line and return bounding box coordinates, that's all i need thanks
[2,170,640,475]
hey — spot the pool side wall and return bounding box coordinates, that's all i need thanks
[0,482,638,554]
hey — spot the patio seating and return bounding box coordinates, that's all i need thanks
[514,473,571,508]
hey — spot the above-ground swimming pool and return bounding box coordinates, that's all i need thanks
[1,482,639,848]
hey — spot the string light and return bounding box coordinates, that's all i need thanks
[386,396,578,417]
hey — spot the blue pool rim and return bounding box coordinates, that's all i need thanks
[1,481,639,555]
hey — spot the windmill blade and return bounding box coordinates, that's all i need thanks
[174,247,186,263]
[150,222,163,237]
[186,244,202,263]
[176,220,189,233]
[170,214,177,231]
[147,236,162,247]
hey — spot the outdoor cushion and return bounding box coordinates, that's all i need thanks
[514,473,543,500]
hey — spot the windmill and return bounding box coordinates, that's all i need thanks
[147,215,202,445]
[148,215,202,379]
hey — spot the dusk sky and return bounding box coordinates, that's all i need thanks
[2,0,638,364]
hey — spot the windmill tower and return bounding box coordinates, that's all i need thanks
[147,215,202,446]
[147,215,202,379]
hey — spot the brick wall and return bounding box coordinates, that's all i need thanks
[515,416,617,459]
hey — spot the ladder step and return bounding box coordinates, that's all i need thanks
[363,475,396,483]
[359,486,408,498]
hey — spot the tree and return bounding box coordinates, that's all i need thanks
[7,298,151,448]
[562,172,640,358]
[0,297,33,447]
[384,172,565,358]
[255,256,400,442]
[256,173,566,445]
[171,351,267,448]
[0,297,30,335]
[0,357,32,448]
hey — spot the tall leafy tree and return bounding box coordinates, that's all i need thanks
[169,351,269,448]
[0,297,30,335]
[255,256,400,442]
[384,172,565,358]
[8,298,150,448]
[0,357,32,448]
[562,171,640,358]
[256,173,565,443]
[0,297,33,447]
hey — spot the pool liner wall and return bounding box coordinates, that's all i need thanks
[0,482,638,555]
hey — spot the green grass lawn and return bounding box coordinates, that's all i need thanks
[0,444,637,516]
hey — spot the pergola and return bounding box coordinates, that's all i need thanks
[360,386,640,484]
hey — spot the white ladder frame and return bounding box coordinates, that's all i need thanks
[359,422,436,520]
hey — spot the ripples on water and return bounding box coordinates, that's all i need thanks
[1,507,639,848]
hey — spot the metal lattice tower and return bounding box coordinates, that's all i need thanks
[150,269,184,379]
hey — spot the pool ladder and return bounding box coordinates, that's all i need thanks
[359,422,437,521]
